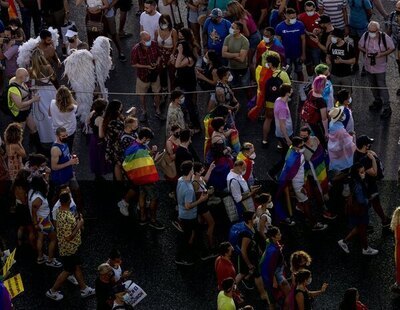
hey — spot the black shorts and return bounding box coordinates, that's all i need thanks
[197,201,209,215]
[237,245,260,277]
[60,252,82,273]
[116,0,133,12]
[11,109,30,123]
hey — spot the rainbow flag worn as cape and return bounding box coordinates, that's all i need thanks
[304,144,329,195]
[259,240,282,293]
[237,152,253,182]
[8,0,19,19]
[274,147,302,221]
[123,141,159,185]
[328,121,356,171]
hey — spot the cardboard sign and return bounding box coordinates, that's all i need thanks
[4,273,24,299]
[125,281,147,307]
[2,249,16,277]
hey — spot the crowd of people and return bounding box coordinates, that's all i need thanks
[0,0,400,309]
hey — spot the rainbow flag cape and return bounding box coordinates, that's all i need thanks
[259,240,281,293]
[8,1,19,19]
[237,152,253,182]
[274,147,301,221]
[38,216,53,233]
[304,144,329,195]
[123,141,159,185]
[328,122,356,171]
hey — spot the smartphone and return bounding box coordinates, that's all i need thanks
[126,107,136,114]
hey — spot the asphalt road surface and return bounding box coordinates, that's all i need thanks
[1,0,400,309]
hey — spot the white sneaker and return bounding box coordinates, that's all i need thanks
[46,258,63,268]
[80,286,95,298]
[312,222,328,231]
[118,200,129,216]
[46,289,64,301]
[362,246,379,256]
[338,239,350,254]
[67,275,78,285]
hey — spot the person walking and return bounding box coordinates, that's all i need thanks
[390,207,400,293]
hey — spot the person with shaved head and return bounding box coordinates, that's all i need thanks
[131,30,163,122]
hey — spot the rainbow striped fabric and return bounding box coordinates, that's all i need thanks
[123,141,159,185]
[305,144,329,195]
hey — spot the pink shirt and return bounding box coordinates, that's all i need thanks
[245,14,257,35]
[358,33,395,74]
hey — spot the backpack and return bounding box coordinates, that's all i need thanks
[264,70,283,103]
[301,94,321,125]
[373,155,384,180]
[228,221,254,255]
[362,31,387,52]
[0,82,22,116]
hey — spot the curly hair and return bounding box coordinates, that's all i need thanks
[30,48,54,80]
[56,86,75,113]
[4,122,23,144]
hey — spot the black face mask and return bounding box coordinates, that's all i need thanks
[60,137,68,144]
[303,136,309,142]
[68,38,75,43]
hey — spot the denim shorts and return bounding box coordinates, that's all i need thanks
[230,68,250,88]
[286,57,303,74]
[274,264,286,285]
[248,31,261,50]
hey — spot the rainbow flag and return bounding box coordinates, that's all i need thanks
[305,144,329,195]
[38,216,53,234]
[8,1,19,19]
[259,240,281,294]
[123,141,159,185]
[237,151,253,182]
[230,129,240,154]
[274,147,302,221]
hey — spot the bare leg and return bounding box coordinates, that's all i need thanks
[201,211,215,249]
[37,232,44,260]
[51,270,70,291]
[140,95,146,113]
[139,191,146,221]
[74,265,87,290]
[119,11,127,34]
[48,232,57,261]
[154,95,161,114]
[254,276,268,300]
[149,199,158,222]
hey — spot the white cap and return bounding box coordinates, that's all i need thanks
[65,30,78,38]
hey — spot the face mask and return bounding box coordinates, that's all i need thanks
[306,11,315,17]
[60,137,68,144]
[24,76,30,83]
[241,170,246,176]
[344,35,349,41]
[306,277,312,285]
[179,96,185,104]
[348,97,352,104]
[249,153,256,159]
[68,37,75,43]
[368,32,377,38]
[265,63,270,69]
[263,36,270,43]
[227,73,233,82]
[10,26,18,31]
[302,136,309,142]
[203,56,209,64]
[289,18,297,25]
[267,202,274,209]
[144,40,152,47]
[331,36,338,44]
[173,132,180,138]
[298,148,305,153]
[360,173,366,180]
[229,28,235,35]
[160,24,168,30]
[122,293,129,303]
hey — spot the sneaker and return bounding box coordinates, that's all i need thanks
[362,246,378,256]
[241,279,254,290]
[149,220,165,230]
[391,283,400,294]
[380,108,392,119]
[37,254,48,265]
[200,251,218,261]
[282,217,296,226]
[261,140,269,148]
[118,200,129,217]
[138,218,149,226]
[46,289,64,301]
[172,220,184,233]
[312,222,328,231]
[295,204,304,214]
[175,259,194,266]
[118,54,127,62]
[119,32,133,39]
[46,258,63,268]
[67,275,78,285]
[80,286,96,298]
[323,211,337,220]
[338,239,350,254]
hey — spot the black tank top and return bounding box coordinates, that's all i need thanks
[295,289,311,310]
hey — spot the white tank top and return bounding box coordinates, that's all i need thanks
[86,0,103,8]
[157,31,173,48]
[28,190,50,220]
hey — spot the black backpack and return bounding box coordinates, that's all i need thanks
[0,82,22,116]
[264,70,283,103]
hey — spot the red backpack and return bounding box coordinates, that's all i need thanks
[301,93,321,125]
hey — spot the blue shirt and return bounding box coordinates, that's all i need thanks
[349,0,372,30]
[203,17,231,55]
[51,142,73,185]
[275,20,305,59]
[177,177,197,220]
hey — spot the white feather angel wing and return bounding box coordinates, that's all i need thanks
[63,50,96,121]
[47,27,60,48]
[17,38,40,68]
[90,36,112,99]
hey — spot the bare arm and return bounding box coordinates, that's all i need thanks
[295,292,305,310]
[11,143,26,158]
[279,119,292,145]
[10,93,38,110]
[51,146,75,171]
[320,107,328,137]
[222,45,240,59]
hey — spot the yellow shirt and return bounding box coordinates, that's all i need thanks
[8,86,21,117]
[217,291,236,310]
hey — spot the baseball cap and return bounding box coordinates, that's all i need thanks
[332,28,345,39]
[356,135,374,149]
[317,14,331,24]
[210,8,223,18]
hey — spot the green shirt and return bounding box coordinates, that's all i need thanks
[223,34,249,70]
[217,291,236,310]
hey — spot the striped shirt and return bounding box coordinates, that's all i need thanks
[318,0,348,29]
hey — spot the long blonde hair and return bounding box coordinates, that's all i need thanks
[227,0,248,20]
[391,207,400,231]
[30,48,54,80]
[56,86,75,113]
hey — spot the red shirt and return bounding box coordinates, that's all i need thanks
[356,301,368,310]
[215,256,236,290]
[130,41,160,82]
[298,12,320,49]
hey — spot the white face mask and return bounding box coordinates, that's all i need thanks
[299,148,305,153]
[160,24,168,30]
[306,11,315,17]
[331,36,338,44]
[360,173,366,180]
[306,277,312,285]
[266,202,274,209]
[265,63,270,69]
[144,40,152,47]
[249,153,256,159]
[263,36,270,43]
[203,56,209,64]
[229,27,235,35]
[368,32,377,38]
[241,169,246,176]
[122,293,129,303]
[227,73,233,82]
[348,97,352,104]
[179,96,185,104]
[24,76,30,83]
[289,18,297,25]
